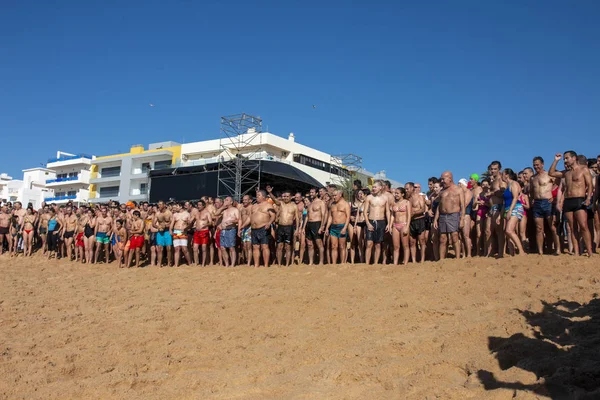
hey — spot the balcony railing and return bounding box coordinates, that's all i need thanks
[46,176,79,184]
[47,154,93,164]
[44,194,78,202]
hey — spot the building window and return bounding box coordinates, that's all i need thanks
[55,191,66,197]
[154,160,172,170]
[67,190,77,196]
[141,162,150,173]
[99,186,119,198]
[140,183,147,195]
[101,166,121,177]
[68,172,78,178]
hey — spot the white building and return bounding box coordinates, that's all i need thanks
[44,151,93,204]
[180,131,401,187]
[89,142,180,204]
[0,169,56,209]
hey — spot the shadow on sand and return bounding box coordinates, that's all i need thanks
[478,297,600,399]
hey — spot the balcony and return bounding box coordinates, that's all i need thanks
[46,154,93,169]
[44,194,77,202]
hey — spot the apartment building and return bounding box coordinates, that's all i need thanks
[90,141,181,203]
[44,151,93,204]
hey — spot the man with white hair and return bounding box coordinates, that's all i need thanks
[434,171,465,260]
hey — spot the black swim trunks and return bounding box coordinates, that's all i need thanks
[410,217,427,237]
[276,225,294,244]
[563,197,586,213]
[366,219,386,243]
[64,230,75,239]
[305,221,323,241]
[0,226,8,235]
[251,227,270,245]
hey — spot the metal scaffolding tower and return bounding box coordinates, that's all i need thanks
[329,153,362,195]
[217,113,263,201]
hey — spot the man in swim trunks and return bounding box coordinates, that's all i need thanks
[62,206,78,262]
[530,156,561,255]
[126,210,145,268]
[94,205,113,263]
[267,188,300,267]
[326,189,351,265]
[170,202,192,267]
[154,200,173,267]
[434,171,465,260]
[0,205,10,256]
[405,182,427,263]
[305,187,327,265]
[239,195,253,266]
[550,151,594,256]
[193,200,213,266]
[216,196,242,267]
[363,180,391,265]
[250,189,276,267]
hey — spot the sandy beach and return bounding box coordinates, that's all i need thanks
[1,254,598,399]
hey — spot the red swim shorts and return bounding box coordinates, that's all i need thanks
[129,235,144,250]
[193,229,210,245]
[75,232,85,247]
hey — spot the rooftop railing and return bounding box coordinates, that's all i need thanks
[47,154,93,164]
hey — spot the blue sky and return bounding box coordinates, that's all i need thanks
[1,1,599,186]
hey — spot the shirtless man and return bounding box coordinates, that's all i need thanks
[405,182,427,263]
[94,205,113,263]
[268,188,300,266]
[192,200,213,266]
[170,203,192,267]
[239,195,253,266]
[154,201,173,267]
[61,206,78,261]
[530,156,561,255]
[206,198,219,265]
[217,196,242,267]
[326,190,351,265]
[250,189,276,267]
[550,151,594,256]
[305,187,327,265]
[363,181,392,264]
[0,205,10,255]
[434,172,465,260]
[487,161,507,257]
[38,205,50,255]
[127,211,145,268]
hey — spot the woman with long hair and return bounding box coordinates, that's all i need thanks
[391,187,412,265]
[352,189,367,263]
[21,207,36,257]
[473,178,491,256]
[500,168,526,256]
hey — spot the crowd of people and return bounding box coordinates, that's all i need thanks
[1,152,598,267]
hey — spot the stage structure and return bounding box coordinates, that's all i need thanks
[217,113,263,201]
[329,153,362,194]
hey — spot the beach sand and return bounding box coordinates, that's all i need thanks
[1,254,598,399]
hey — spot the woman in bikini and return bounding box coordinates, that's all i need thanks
[347,190,360,264]
[9,215,19,257]
[391,187,412,265]
[21,207,36,257]
[517,183,530,251]
[298,197,311,264]
[427,181,442,261]
[352,189,367,263]
[473,178,491,256]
